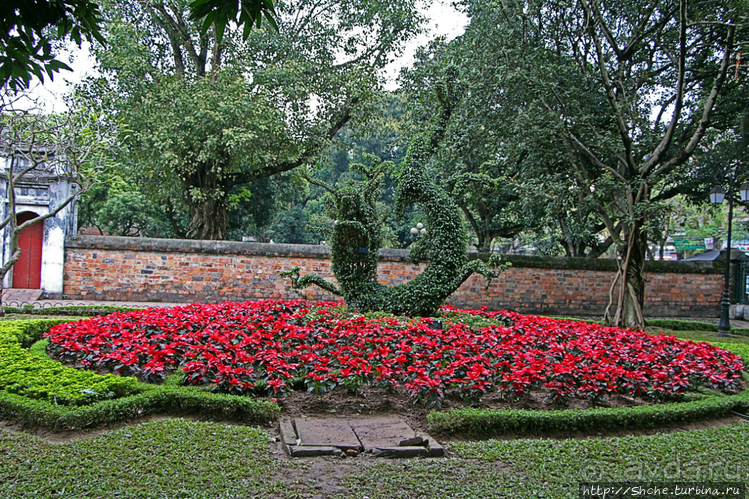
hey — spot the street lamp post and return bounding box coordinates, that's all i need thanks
[710,181,749,336]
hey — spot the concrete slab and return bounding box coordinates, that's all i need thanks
[279,419,298,446]
[420,432,445,457]
[368,446,432,458]
[294,418,362,451]
[280,416,444,458]
[349,416,421,449]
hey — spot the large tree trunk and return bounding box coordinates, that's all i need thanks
[187,196,228,240]
[184,162,230,240]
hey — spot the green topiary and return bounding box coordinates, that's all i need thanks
[282,67,508,316]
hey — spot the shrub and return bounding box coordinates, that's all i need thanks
[0,320,141,405]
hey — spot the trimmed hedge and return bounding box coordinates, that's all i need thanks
[3,305,140,317]
[647,319,718,332]
[469,253,723,274]
[427,392,749,437]
[0,386,280,431]
[0,319,279,430]
[0,320,140,405]
[427,342,749,437]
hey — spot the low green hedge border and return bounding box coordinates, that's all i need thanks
[427,341,749,437]
[0,319,279,430]
[647,318,749,335]
[0,386,280,431]
[427,391,749,437]
[3,305,140,316]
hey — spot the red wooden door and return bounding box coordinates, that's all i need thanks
[13,212,43,289]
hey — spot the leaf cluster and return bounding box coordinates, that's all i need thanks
[0,0,106,90]
[189,0,277,43]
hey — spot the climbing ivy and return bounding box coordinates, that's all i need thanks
[281,67,508,316]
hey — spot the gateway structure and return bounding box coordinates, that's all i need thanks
[0,154,78,298]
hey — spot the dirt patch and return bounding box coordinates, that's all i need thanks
[278,385,431,433]
[273,383,722,436]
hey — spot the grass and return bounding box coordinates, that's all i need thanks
[0,417,747,498]
[1,312,749,497]
[652,327,749,345]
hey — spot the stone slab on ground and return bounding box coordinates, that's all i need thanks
[279,416,444,458]
[289,445,343,457]
[368,446,432,458]
[293,417,362,451]
[279,420,298,447]
[420,432,445,457]
[349,416,423,449]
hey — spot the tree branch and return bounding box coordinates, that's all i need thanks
[652,24,735,177]
[640,0,688,177]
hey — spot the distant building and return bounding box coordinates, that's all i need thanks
[0,154,78,298]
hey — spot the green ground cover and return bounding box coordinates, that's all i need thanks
[1,416,747,498]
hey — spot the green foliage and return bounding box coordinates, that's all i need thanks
[0,319,279,430]
[2,305,141,317]
[402,0,748,327]
[79,0,424,240]
[78,181,170,237]
[0,385,279,431]
[0,0,105,90]
[647,319,719,332]
[0,320,140,405]
[189,0,277,42]
[428,392,749,437]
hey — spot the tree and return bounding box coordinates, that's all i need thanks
[0,93,118,312]
[188,0,277,41]
[80,0,423,240]
[78,179,170,237]
[268,93,414,248]
[432,0,745,327]
[400,33,614,257]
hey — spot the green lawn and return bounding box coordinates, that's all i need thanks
[0,417,747,498]
[1,316,748,498]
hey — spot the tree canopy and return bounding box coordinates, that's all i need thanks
[401,0,747,326]
[0,0,279,91]
[79,0,423,240]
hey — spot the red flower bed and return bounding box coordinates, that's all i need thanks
[44,300,744,406]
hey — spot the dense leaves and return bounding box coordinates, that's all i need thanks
[0,0,105,90]
[0,320,139,405]
[402,0,748,327]
[45,301,744,407]
[80,0,423,240]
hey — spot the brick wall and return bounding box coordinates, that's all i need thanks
[64,236,725,318]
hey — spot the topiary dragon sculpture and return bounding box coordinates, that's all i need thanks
[281,67,508,316]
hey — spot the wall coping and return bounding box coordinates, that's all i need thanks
[65,235,722,274]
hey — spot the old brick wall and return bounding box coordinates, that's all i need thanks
[64,236,725,317]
